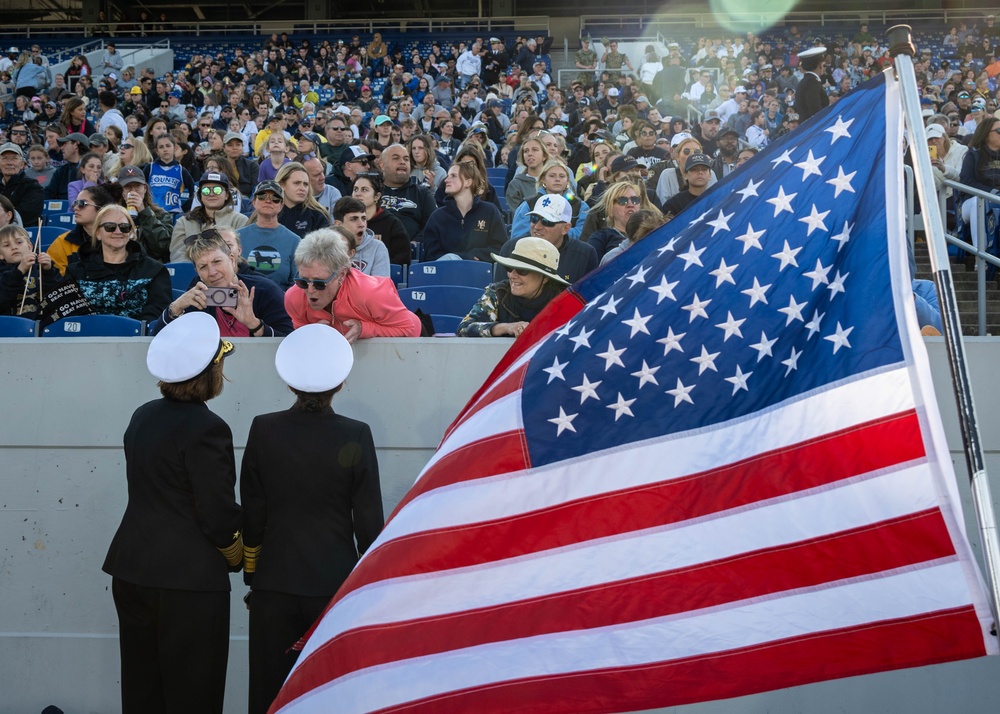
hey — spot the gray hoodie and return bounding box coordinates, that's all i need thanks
[352,229,390,278]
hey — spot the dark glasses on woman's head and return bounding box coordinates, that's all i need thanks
[529,214,560,227]
[294,274,338,290]
[200,185,225,195]
[100,222,132,233]
[615,196,641,206]
[184,228,224,246]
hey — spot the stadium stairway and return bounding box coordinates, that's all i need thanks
[913,238,1000,336]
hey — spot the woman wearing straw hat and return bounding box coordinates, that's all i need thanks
[240,324,384,714]
[103,312,242,713]
[457,236,569,337]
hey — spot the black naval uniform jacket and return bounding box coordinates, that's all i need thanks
[240,407,384,596]
[103,399,244,589]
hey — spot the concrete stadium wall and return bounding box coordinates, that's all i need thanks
[1,336,1000,713]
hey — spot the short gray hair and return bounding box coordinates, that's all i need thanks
[294,228,351,274]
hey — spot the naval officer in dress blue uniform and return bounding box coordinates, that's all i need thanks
[103,311,243,714]
[240,324,384,714]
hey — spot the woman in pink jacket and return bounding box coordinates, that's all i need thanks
[284,227,421,341]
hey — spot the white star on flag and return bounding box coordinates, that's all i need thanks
[781,346,802,375]
[793,150,825,180]
[734,223,766,253]
[724,364,753,395]
[656,327,685,355]
[709,257,738,287]
[595,341,627,370]
[766,186,797,216]
[569,326,594,351]
[736,178,762,202]
[631,360,660,389]
[548,406,578,435]
[769,148,794,168]
[622,308,652,338]
[648,276,679,304]
[678,242,706,271]
[682,293,711,321]
[824,322,854,353]
[771,240,802,271]
[665,377,695,406]
[741,277,771,307]
[542,356,568,383]
[827,270,849,299]
[749,331,778,361]
[799,204,830,236]
[778,295,807,325]
[571,374,602,404]
[803,260,832,290]
[715,311,746,341]
[707,209,735,236]
[827,166,857,197]
[825,114,854,143]
[607,392,637,421]
[690,345,721,375]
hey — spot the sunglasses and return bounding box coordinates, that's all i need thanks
[530,214,560,227]
[255,194,283,203]
[100,222,132,234]
[72,199,97,208]
[201,185,226,196]
[507,267,532,276]
[184,228,224,246]
[10,129,27,135]
[639,130,657,137]
[294,273,339,290]
[615,196,641,206]
[199,123,211,128]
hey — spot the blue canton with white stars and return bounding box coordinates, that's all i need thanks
[522,75,905,468]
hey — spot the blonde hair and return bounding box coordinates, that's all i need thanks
[275,161,328,215]
[91,204,135,248]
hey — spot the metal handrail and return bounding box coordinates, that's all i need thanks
[581,8,1000,35]
[905,164,1000,336]
[0,16,551,39]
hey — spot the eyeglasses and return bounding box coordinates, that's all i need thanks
[72,199,98,209]
[294,273,340,290]
[615,196,641,206]
[530,214,561,227]
[680,147,698,155]
[993,128,1000,135]
[255,194,283,203]
[328,126,346,130]
[507,267,532,276]
[199,123,211,128]
[201,185,226,195]
[100,222,132,234]
[10,129,27,136]
[639,130,656,137]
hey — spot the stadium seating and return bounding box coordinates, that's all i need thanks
[26,226,69,250]
[429,314,463,334]
[407,260,494,289]
[45,214,75,228]
[398,285,482,317]
[0,315,39,337]
[42,315,145,337]
[165,262,197,292]
[42,200,69,215]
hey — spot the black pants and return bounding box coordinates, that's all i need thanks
[112,578,231,714]
[248,590,331,714]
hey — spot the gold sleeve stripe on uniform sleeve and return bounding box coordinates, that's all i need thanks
[243,544,261,573]
[218,535,243,567]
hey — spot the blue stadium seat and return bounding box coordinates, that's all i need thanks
[398,285,483,317]
[0,315,38,337]
[430,314,462,334]
[165,262,197,292]
[390,263,405,287]
[26,226,69,250]
[407,260,494,289]
[42,315,144,337]
[45,213,75,228]
[486,167,506,183]
[43,200,68,215]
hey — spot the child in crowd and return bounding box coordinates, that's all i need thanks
[0,225,60,318]
[24,144,56,187]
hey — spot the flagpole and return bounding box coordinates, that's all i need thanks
[888,24,1000,634]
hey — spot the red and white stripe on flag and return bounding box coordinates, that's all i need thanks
[270,70,997,714]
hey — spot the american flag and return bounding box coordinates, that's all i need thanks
[270,71,997,714]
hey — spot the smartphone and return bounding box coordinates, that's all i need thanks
[204,286,239,308]
[928,145,938,159]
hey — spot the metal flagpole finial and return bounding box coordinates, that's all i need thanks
[886,25,915,58]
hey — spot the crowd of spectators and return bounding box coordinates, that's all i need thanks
[0,15,996,338]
